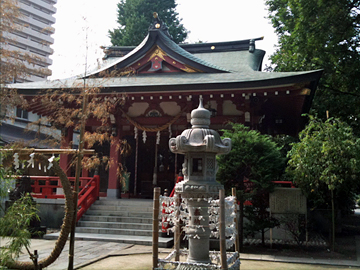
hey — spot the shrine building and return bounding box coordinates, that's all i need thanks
[10,16,322,198]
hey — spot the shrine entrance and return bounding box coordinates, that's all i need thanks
[91,141,110,195]
[124,134,183,199]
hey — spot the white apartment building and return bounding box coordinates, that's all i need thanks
[0,0,58,146]
[2,0,57,82]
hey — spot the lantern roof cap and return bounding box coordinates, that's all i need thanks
[191,97,211,128]
[169,99,231,155]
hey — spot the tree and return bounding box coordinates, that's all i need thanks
[1,15,128,267]
[286,116,360,250]
[109,0,189,46]
[0,150,75,269]
[0,193,39,266]
[0,1,56,267]
[0,1,126,268]
[0,82,128,269]
[27,77,128,270]
[217,123,285,246]
[265,0,360,134]
[242,188,280,246]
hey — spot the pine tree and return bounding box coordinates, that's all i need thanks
[217,123,285,246]
[109,0,188,46]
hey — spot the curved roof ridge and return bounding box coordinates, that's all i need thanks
[86,15,230,77]
[85,35,150,77]
[157,31,229,72]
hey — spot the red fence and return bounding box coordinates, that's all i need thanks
[29,175,100,222]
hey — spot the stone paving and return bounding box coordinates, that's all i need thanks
[0,238,161,270]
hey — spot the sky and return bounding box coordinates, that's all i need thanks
[49,0,278,79]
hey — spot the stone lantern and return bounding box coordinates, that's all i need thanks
[169,98,231,264]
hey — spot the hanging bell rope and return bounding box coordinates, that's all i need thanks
[119,106,187,132]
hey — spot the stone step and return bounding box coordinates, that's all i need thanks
[72,198,173,247]
[77,221,152,230]
[75,227,153,237]
[89,204,153,212]
[81,215,152,223]
[93,199,153,206]
[85,210,153,218]
[44,232,173,248]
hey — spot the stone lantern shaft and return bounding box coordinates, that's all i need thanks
[169,98,231,264]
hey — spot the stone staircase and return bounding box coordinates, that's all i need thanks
[44,198,173,248]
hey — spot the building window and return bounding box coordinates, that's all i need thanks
[16,108,28,119]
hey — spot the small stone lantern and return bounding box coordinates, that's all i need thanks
[169,98,231,264]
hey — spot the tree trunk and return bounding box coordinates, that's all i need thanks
[331,189,335,251]
[68,93,88,270]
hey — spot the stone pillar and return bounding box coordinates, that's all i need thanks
[187,200,211,263]
[107,131,120,198]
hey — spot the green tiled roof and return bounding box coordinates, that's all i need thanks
[11,69,322,95]
[8,17,322,96]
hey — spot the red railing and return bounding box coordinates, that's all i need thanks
[272,181,296,188]
[29,175,100,222]
[76,175,100,222]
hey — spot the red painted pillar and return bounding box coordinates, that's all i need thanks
[107,130,120,198]
[81,167,89,177]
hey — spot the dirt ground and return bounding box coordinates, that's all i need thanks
[240,235,356,262]
[62,210,360,269]
[81,216,360,270]
[238,211,360,262]
[80,253,357,270]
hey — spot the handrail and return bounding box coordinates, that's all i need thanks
[30,176,94,199]
[27,175,100,221]
[76,175,100,222]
